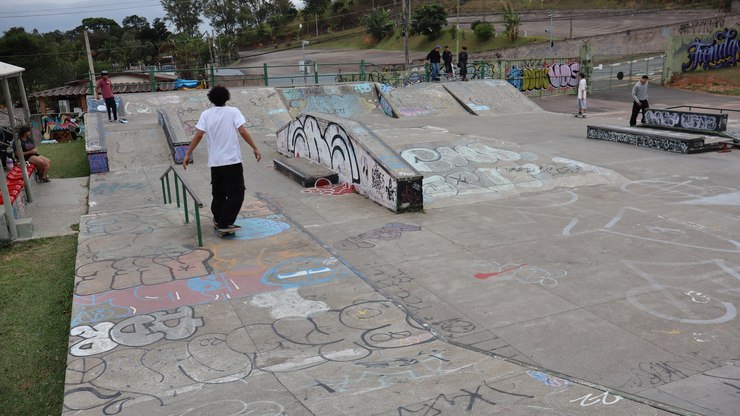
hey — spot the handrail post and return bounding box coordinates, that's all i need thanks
[360,60,365,81]
[174,175,181,208]
[194,204,203,247]
[209,64,216,87]
[263,63,269,86]
[182,182,189,224]
[165,174,172,203]
[314,62,319,84]
[160,177,166,204]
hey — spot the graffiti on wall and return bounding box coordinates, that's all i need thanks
[682,28,740,72]
[506,61,580,92]
[277,115,422,211]
[678,16,726,35]
[643,109,727,132]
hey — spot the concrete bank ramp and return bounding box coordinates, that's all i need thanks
[379,82,470,118]
[120,88,291,137]
[443,80,544,115]
[276,82,386,119]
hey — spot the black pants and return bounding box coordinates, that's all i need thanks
[105,97,118,121]
[630,99,648,126]
[459,63,468,79]
[211,163,245,228]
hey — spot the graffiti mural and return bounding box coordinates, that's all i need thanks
[682,28,740,72]
[506,61,580,93]
[276,114,423,212]
[643,109,727,132]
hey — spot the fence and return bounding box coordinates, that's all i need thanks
[591,53,665,92]
[95,56,587,98]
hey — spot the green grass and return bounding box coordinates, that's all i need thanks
[37,140,90,179]
[0,235,77,416]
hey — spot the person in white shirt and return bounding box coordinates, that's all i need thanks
[630,75,649,126]
[183,86,261,233]
[577,72,587,117]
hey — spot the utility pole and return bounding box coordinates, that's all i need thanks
[315,14,319,37]
[548,14,553,48]
[84,29,96,95]
[402,0,409,69]
[456,0,460,59]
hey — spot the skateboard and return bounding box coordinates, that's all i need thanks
[118,118,128,124]
[574,113,587,118]
[213,225,236,237]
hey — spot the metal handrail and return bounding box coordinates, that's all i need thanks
[664,105,740,114]
[159,165,205,246]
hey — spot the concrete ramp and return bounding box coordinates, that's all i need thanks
[277,112,423,212]
[443,80,543,115]
[276,83,385,119]
[120,88,291,138]
[379,82,470,118]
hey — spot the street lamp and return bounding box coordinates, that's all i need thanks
[301,40,309,82]
[456,0,460,61]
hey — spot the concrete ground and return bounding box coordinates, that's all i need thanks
[28,84,739,415]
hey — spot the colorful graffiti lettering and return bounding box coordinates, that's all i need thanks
[682,28,740,72]
[506,62,580,92]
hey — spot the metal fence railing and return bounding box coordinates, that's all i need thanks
[591,54,665,92]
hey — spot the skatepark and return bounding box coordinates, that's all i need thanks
[40,76,740,416]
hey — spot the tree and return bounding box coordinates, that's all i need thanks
[122,15,150,33]
[360,8,394,41]
[502,1,520,42]
[203,0,240,35]
[161,0,204,37]
[411,4,448,41]
[80,17,122,38]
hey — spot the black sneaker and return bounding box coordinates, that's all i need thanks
[217,224,240,233]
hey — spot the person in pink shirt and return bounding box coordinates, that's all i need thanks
[95,70,117,122]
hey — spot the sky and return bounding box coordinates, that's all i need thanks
[1,0,306,35]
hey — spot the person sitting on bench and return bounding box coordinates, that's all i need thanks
[19,126,51,182]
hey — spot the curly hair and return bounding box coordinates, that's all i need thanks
[18,125,31,137]
[207,86,230,106]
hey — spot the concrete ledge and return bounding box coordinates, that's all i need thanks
[586,124,722,154]
[644,108,728,132]
[276,112,423,212]
[84,112,109,173]
[273,157,339,187]
[157,109,191,164]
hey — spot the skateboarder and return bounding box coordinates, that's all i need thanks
[630,75,649,126]
[576,72,587,117]
[95,71,118,123]
[426,45,441,81]
[182,86,262,235]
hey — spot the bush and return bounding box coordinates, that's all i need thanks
[471,20,482,31]
[474,22,495,41]
[360,8,395,41]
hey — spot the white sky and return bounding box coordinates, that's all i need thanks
[0,0,306,35]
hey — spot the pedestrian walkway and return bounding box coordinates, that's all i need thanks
[36,85,740,415]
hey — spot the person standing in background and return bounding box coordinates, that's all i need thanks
[96,70,118,122]
[442,46,453,79]
[630,75,649,126]
[426,45,442,81]
[458,46,469,81]
[576,72,587,117]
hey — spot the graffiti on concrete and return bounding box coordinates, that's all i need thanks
[677,16,725,35]
[682,28,740,72]
[644,109,727,132]
[506,61,580,92]
[334,223,421,250]
[587,127,691,153]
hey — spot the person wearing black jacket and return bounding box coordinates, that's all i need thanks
[442,46,453,78]
[426,45,441,81]
[458,46,469,81]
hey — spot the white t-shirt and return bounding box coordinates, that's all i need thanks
[577,78,587,100]
[195,106,246,167]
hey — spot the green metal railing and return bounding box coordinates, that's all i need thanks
[159,165,205,246]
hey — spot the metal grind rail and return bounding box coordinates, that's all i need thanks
[159,165,205,246]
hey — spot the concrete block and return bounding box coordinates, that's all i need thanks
[273,157,338,187]
[15,217,33,238]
